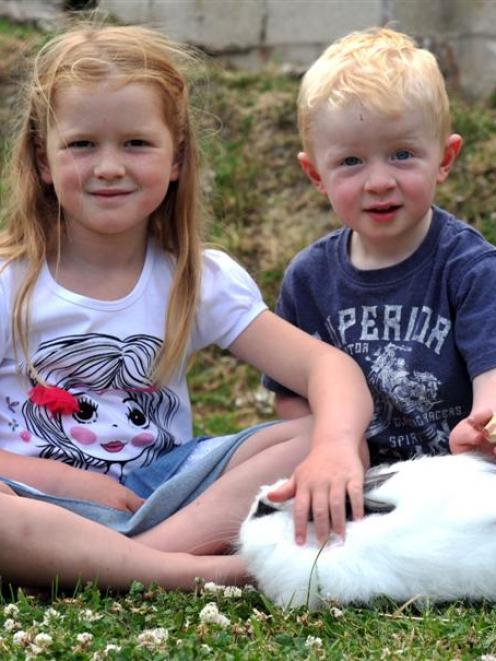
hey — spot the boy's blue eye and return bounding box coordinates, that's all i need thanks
[393,150,413,161]
[341,156,362,167]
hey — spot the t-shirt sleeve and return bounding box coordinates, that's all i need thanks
[190,249,268,351]
[0,265,13,364]
[453,252,496,378]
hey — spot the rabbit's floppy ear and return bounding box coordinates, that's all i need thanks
[362,466,399,514]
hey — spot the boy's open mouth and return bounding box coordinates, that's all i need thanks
[365,204,401,214]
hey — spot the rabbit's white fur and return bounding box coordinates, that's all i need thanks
[239,453,496,609]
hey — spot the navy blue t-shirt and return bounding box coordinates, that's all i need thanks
[264,207,496,464]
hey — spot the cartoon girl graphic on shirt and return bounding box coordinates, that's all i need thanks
[21,333,180,481]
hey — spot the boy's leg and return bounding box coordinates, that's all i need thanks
[0,493,246,589]
[136,418,313,554]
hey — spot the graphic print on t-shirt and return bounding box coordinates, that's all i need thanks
[15,333,180,481]
[325,307,454,459]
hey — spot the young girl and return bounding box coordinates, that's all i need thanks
[0,22,372,589]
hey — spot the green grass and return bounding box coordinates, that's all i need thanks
[1,19,496,659]
[2,583,496,659]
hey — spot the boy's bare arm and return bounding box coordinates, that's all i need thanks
[449,368,496,455]
[0,449,143,512]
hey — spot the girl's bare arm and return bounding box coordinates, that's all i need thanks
[0,449,143,512]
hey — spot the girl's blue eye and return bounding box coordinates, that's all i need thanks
[341,156,362,167]
[67,140,93,149]
[126,139,149,147]
[393,150,413,161]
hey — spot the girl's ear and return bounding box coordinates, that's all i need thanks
[35,139,53,185]
[170,158,180,182]
[297,152,327,195]
[437,134,462,183]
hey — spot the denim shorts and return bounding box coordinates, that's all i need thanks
[0,421,277,536]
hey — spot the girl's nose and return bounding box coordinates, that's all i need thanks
[364,163,395,194]
[93,147,125,180]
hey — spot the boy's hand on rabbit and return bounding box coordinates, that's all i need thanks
[267,443,364,545]
[449,409,495,456]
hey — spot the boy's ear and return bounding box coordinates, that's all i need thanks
[35,140,53,185]
[297,152,327,195]
[437,134,462,183]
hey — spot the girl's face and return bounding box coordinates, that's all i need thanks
[38,81,179,249]
[60,390,159,463]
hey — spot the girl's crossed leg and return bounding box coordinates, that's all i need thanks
[0,492,245,590]
[0,418,312,590]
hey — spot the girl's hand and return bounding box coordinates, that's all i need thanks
[0,450,144,512]
[449,409,495,457]
[52,466,145,512]
[267,443,365,544]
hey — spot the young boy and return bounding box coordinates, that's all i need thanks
[265,27,496,539]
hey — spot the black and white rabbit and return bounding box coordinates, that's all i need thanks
[239,453,496,609]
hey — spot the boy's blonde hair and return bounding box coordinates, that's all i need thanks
[298,27,451,156]
[1,23,204,385]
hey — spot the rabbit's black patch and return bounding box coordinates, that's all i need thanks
[253,499,279,518]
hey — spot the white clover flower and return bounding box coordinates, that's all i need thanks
[136,627,168,649]
[3,604,19,617]
[104,644,122,654]
[223,586,242,599]
[251,608,270,622]
[81,608,103,622]
[305,635,323,649]
[330,606,344,618]
[203,581,225,594]
[76,632,94,646]
[199,602,230,628]
[3,618,18,632]
[90,643,122,659]
[12,630,30,646]
[42,607,61,624]
[27,646,43,658]
[33,633,53,648]
[201,643,213,653]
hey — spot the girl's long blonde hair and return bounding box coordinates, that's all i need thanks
[0,23,204,385]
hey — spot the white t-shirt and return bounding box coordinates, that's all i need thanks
[0,244,267,481]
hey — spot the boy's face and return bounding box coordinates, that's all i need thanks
[299,103,461,266]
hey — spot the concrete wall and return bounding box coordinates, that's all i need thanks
[1,0,495,99]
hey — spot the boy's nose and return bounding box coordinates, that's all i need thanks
[364,163,395,194]
[93,148,125,179]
